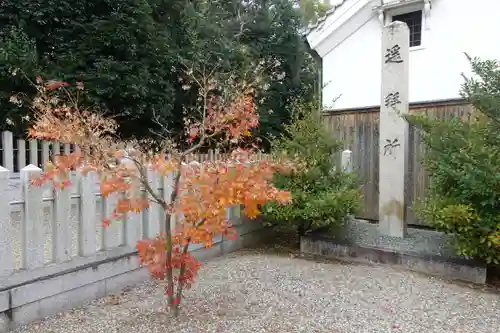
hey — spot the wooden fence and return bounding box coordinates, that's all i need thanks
[0,139,265,329]
[0,130,270,176]
[323,101,474,226]
[0,131,78,174]
[0,162,242,272]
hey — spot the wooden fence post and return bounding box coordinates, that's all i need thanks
[52,142,60,158]
[21,164,45,269]
[53,173,72,262]
[120,158,142,247]
[79,169,97,256]
[162,171,174,234]
[29,140,38,167]
[64,143,71,155]
[2,131,14,172]
[146,166,161,238]
[102,191,120,249]
[0,166,12,276]
[41,141,50,167]
[17,138,26,172]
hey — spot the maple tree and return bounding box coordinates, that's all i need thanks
[25,71,293,315]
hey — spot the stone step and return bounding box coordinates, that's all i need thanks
[300,219,487,285]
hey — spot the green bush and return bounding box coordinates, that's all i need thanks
[263,100,362,237]
[406,55,500,263]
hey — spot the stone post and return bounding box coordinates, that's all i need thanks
[341,149,355,223]
[378,21,410,238]
[341,150,353,173]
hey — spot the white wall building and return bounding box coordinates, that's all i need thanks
[306,0,500,110]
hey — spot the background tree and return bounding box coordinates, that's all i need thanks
[27,72,293,315]
[405,55,500,264]
[0,0,320,147]
[0,0,179,138]
[298,0,331,26]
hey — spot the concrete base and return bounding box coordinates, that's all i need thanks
[301,219,487,285]
[0,222,268,332]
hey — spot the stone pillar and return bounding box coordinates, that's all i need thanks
[341,149,355,223]
[378,21,410,238]
[341,150,353,173]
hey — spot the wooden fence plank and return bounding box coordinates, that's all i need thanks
[53,175,72,262]
[52,142,60,158]
[0,166,12,276]
[120,159,142,247]
[146,167,161,238]
[2,131,14,172]
[163,172,174,234]
[79,170,97,256]
[41,141,50,167]
[64,143,71,155]
[29,140,38,167]
[103,192,120,249]
[21,165,45,269]
[17,138,26,172]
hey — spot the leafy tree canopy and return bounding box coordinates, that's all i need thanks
[0,0,321,147]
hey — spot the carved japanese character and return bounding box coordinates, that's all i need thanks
[385,45,403,63]
[384,92,401,107]
[383,138,400,157]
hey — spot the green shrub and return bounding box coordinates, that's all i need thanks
[263,99,362,237]
[406,55,500,263]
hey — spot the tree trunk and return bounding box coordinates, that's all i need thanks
[297,221,306,246]
[172,240,191,317]
[297,223,305,238]
[164,212,175,308]
[297,220,313,245]
[165,168,182,310]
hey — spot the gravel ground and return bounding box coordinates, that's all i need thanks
[9,250,500,333]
